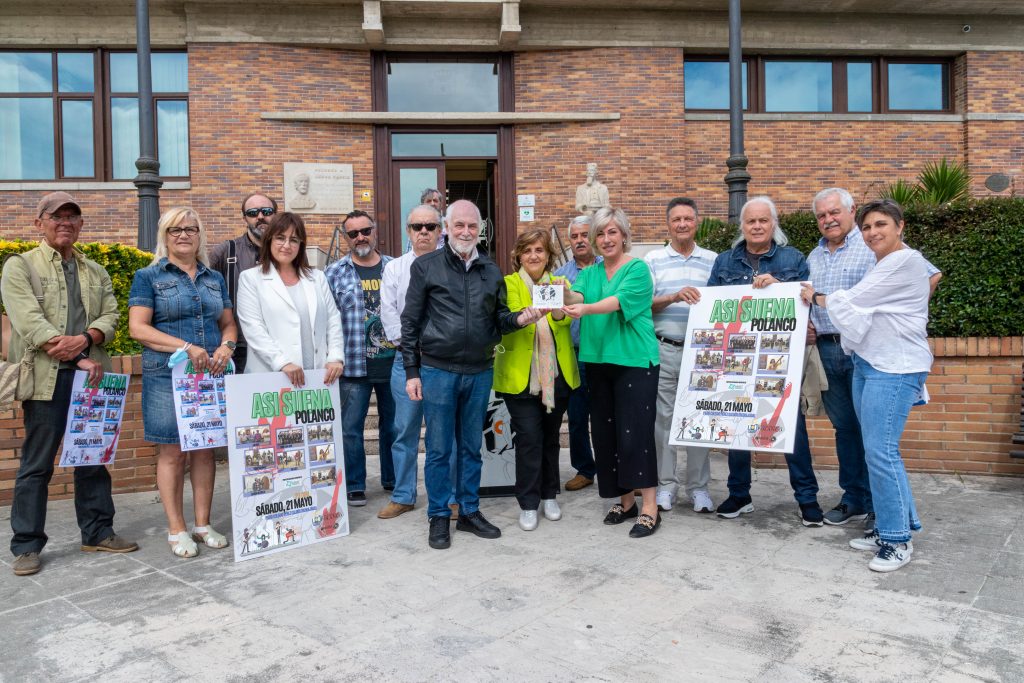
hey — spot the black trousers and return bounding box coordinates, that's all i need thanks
[586,362,660,499]
[11,369,116,555]
[501,377,569,510]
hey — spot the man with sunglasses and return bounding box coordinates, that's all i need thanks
[2,192,138,576]
[325,211,396,508]
[209,192,278,372]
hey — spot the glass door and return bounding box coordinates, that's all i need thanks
[391,161,445,253]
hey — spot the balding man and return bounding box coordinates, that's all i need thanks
[401,200,542,549]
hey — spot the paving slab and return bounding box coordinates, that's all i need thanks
[0,455,1022,682]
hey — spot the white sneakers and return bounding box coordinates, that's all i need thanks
[691,489,714,513]
[850,530,914,572]
[518,510,539,531]
[520,499,562,531]
[656,491,674,511]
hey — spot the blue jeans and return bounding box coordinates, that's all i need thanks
[420,366,493,518]
[727,410,819,505]
[339,377,396,492]
[851,354,926,544]
[566,351,596,478]
[389,357,457,506]
[817,339,871,513]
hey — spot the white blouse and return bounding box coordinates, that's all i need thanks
[826,248,933,374]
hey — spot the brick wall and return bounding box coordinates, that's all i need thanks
[2,337,1020,505]
[757,337,1024,477]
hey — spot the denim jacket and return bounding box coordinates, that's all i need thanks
[707,241,810,286]
[128,258,231,372]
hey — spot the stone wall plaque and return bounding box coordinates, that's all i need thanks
[283,163,354,214]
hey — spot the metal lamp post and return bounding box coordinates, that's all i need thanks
[724,0,751,224]
[134,0,162,252]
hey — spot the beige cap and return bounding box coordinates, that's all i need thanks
[36,191,81,219]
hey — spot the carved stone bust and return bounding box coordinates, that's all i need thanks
[574,163,610,214]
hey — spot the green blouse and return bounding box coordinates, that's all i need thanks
[574,257,659,368]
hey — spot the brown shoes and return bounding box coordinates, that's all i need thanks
[81,534,139,553]
[377,501,415,519]
[564,474,594,491]
[12,552,41,576]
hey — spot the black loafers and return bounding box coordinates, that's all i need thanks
[455,511,501,539]
[629,513,662,538]
[603,503,639,525]
[428,516,451,549]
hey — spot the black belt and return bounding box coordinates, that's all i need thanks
[656,335,685,347]
[818,334,841,343]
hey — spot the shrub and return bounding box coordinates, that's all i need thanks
[1,239,153,355]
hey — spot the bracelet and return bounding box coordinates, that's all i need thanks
[81,332,93,350]
[813,292,825,306]
[74,350,89,362]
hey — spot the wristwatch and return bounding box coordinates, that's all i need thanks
[813,292,825,306]
[222,340,237,352]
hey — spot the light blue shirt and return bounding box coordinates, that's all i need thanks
[554,255,602,347]
[644,243,717,341]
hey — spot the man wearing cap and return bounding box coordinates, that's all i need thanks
[209,192,278,372]
[1,192,138,576]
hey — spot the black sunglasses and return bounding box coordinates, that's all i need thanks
[345,227,374,239]
[243,207,276,218]
[408,222,440,232]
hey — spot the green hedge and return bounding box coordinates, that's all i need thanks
[697,198,1024,338]
[1,239,153,356]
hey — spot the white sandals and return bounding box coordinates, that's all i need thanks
[168,531,198,558]
[191,526,228,549]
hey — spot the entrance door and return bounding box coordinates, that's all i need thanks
[391,161,445,253]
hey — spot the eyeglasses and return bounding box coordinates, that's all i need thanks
[345,227,374,239]
[45,214,81,224]
[243,207,276,218]
[272,235,302,246]
[168,226,200,237]
[408,222,440,232]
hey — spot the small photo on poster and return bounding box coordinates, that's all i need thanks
[694,350,723,370]
[197,379,215,392]
[105,408,119,421]
[70,420,86,433]
[757,354,789,374]
[727,334,757,352]
[309,443,336,465]
[87,408,104,421]
[276,448,305,472]
[243,473,274,497]
[181,391,199,405]
[688,371,718,391]
[72,405,89,419]
[723,353,754,376]
[174,378,193,391]
[276,426,305,447]
[754,377,786,398]
[103,422,118,435]
[198,392,217,406]
[215,377,226,391]
[71,392,91,406]
[306,423,334,445]
[107,396,123,409]
[244,447,275,472]
[217,391,226,404]
[236,425,271,447]
[91,397,106,409]
[759,333,791,353]
[310,466,337,489]
[691,329,725,349]
[181,404,199,418]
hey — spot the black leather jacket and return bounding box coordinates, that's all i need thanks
[401,246,522,378]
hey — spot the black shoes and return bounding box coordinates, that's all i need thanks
[455,511,502,539]
[629,513,662,538]
[428,516,451,549]
[347,491,367,507]
[799,502,825,527]
[716,495,754,519]
[603,503,639,525]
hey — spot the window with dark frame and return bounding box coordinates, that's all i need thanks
[0,49,189,182]
[684,56,952,114]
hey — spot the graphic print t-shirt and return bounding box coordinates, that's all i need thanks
[354,261,396,382]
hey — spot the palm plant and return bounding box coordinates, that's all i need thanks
[917,158,971,204]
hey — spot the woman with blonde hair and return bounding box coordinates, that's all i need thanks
[129,207,237,558]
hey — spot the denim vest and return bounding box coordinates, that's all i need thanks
[707,241,810,286]
[128,259,230,372]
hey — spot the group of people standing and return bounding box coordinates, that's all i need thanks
[2,183,936,575]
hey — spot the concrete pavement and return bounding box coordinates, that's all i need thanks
[1,456,1022,682]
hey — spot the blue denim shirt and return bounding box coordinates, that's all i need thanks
[707,241,810,286]
[129,258,232,370]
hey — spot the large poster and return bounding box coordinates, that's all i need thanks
[225,370,348,562]
[172,359,234,451]
[59,371,130,467]
[669,283,808,454]
[479,392,515,493]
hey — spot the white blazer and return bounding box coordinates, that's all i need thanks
[236,266,344,374]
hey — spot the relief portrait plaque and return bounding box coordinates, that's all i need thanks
[283,163,354,215]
